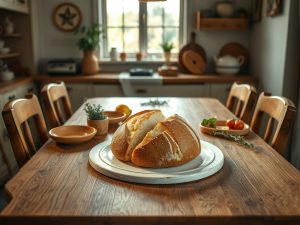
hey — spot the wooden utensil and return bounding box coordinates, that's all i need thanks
[182,50,206,74]
[179,32,207,73]
[200,120,250,136]
[157,66,178,76]
[218,42,249,68]
[103,111,126,125]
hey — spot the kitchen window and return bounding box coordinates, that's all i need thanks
[99,0,183,60]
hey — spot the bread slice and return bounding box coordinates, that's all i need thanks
[131,114,201,168]
[111,110,165,161]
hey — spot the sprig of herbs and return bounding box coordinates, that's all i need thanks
[83,102,106,120]
[201,117,217,128]
[140,98,169,107]
[211,130,254,149]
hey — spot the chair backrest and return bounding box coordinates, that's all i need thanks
[250,92,296,155]
[41,82,73,128]
[226,82,257,124]
[2,94,48,168]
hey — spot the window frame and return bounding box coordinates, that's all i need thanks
[99,0,184,60]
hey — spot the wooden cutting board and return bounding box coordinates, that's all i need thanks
[182,50,206,74]
[179,32,207,73]
[218,42,249,68]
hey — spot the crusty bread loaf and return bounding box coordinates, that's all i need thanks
[132,115,200,168]
[111,110,201,168]
[111,110,165,161]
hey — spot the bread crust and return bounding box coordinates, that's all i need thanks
[131,115,201,168]
[111,110,164,161]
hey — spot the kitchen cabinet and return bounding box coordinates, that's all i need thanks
[93,84,124,97]
[66,84,94,111]
[0,0,29,14]
[128,84,210,97]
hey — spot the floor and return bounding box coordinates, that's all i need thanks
[0,186,7,211]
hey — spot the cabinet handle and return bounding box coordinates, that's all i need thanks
[8,95,16,101]
[135,89,147,94]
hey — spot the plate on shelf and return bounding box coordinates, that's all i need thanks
[49,125,96,144]
[89,140,224,184]
[200,120,250,136]
[103,111,126,125]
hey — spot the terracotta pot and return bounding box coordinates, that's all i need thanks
[163,51,171,64]
[82,51,100,75]
[136,52,143,61]
[120,52,127,61]
[87,118,109,136]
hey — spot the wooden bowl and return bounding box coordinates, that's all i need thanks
[103,111,126,125]
[200,120,250,136]
[49,125,97,144]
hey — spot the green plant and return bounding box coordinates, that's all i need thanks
[76,24,102,51]
[83,102,106,120]
[160,42,174,52]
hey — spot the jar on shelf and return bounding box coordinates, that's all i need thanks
[110,47,118,61]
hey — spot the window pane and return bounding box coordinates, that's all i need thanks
[124,0,139,26]
[147,3,163,26]
[107,0,123,26]
[124,28,139,52]
[147,28,163,53]
[107,28,123,52]
[164,28,179,52]
[164,1,180,26]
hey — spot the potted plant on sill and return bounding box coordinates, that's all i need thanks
[161,41,174,65]
[76,24,102,75]
[84,102,108,136]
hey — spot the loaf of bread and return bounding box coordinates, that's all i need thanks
[111,110,201,168]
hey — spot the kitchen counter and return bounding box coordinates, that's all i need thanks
[0,76,33,94]
[34,74,257,84]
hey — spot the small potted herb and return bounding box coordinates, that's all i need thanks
[84,102,108,135]
[160,41,174,64]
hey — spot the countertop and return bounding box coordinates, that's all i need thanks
[0,74,257,94]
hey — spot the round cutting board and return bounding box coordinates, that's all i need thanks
[218,42,249,68]
[89,140,224,184]
[182,50,206,74]
[179,32,207,73]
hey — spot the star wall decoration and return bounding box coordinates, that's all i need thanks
[52,3,82,32]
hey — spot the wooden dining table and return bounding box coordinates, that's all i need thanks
[0,97,299,225]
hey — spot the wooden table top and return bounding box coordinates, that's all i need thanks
[1,98,299,225]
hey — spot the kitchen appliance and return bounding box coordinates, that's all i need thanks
[47,59,80,75]
[129,68,153,76]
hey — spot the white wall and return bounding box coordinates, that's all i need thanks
[250,0,291,95]
[31,0,94,72]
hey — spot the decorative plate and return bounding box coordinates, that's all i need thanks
[89,140,224,184]
[52,3,82,32]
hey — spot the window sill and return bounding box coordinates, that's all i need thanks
[99,59,178,65]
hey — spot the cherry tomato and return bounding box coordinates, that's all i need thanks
[234,120,245,130]
[226,119,236,129]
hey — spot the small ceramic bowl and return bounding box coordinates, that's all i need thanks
[103,111,126,125]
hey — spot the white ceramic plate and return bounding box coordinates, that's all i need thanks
[89,140,224,184]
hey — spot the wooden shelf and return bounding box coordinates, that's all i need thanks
[0,53,21,59]
[196,11,248,30]
[0,33,22,38]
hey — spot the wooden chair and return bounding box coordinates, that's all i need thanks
[226,82,257,124]
[250,92,296,155]
[2,94,48,168]
[41,82,73,128]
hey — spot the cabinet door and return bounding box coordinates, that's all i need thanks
[66,84,93,111]
[127,84,210,97]
[209,84,231,105]
[93,85,124,97]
